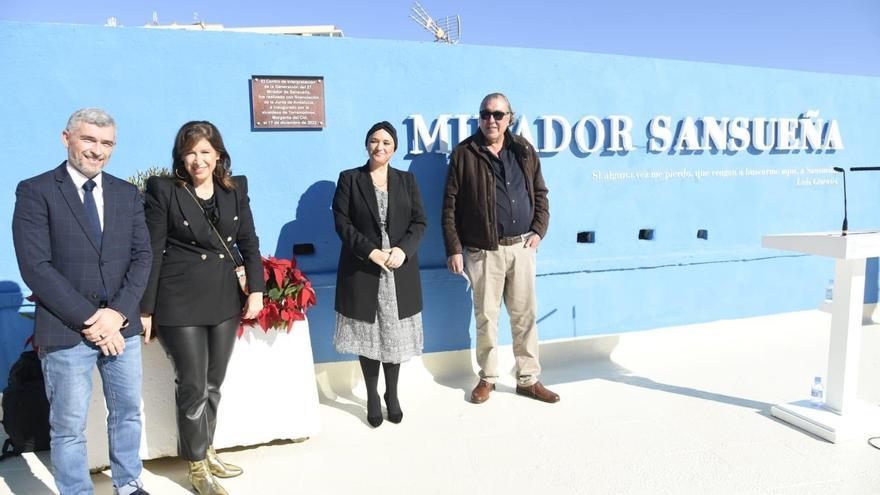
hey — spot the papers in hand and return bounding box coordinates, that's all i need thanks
[459,270,471,291]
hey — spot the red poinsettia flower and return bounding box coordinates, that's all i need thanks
[296,282,316,309]
[239,255,317,336]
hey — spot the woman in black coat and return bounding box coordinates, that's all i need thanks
[332,121,427,427]
[140,121,265,495]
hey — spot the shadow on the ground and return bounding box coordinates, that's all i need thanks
[421,349,477,401]
[313,361,373,427]
[0,451,55,495]
[311,333,778,429]
[419,335,625,402]
[91,456,191,494]
[537,336,774,411]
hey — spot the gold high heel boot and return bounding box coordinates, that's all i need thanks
[207,445,243,478]
[188,459,229,495]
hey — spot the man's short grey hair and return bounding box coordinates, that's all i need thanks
[65,108,116,133]
[479,92,516,123]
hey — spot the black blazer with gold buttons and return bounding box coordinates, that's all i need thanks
[140,175,265,327]
[333,163,427,323]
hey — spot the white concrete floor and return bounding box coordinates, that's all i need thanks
[3,309,880,494]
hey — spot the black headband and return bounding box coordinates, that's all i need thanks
[365,121,398,150]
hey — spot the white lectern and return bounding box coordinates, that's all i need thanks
[762,231,880,442]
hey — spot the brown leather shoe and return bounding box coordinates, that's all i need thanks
[516,381,560,403]
[470,379,495,404]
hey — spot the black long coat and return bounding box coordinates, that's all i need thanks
[332,164,427,323]
[140,176,266,327]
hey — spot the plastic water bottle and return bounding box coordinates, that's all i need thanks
[825,280,834,301]
[810,376,824,407]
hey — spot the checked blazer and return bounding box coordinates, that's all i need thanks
[12,162,152,346]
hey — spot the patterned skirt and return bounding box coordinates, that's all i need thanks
[333,268,424,363]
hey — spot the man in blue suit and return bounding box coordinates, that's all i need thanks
[12,108,151,495]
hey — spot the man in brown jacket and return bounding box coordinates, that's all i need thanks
[442,92,559,404]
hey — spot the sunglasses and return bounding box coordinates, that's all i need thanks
[479,110,510,121]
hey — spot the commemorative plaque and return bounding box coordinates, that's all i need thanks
[251,76,325,129]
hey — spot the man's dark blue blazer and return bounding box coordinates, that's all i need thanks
[12,162,152,346]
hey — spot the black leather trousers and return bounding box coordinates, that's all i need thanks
[157,317,239,461]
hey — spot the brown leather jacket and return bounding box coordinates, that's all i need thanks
[442,130,549,256]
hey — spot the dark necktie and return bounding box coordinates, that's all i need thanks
[82,179,102,248]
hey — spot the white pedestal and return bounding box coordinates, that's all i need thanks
[85,319,321,469]
[763,231,880,442]
[771,400,880,443]
[214,322,322,448]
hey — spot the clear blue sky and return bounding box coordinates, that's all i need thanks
[3,0,879,76]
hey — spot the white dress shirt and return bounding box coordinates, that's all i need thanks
[66,163,104,230]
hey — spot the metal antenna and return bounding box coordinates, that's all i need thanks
[410,2,460,44]
[436,14,461,44]
[192,12,206,29]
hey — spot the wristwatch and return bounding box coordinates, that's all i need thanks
[110,308,129,329]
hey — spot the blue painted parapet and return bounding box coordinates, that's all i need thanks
[1,22,878,364]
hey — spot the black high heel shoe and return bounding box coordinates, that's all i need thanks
[367,393,383,427]
[384,392,403,424]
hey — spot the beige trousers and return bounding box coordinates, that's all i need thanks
[464,241,540,386]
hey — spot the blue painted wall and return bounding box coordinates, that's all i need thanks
[2,22,879,366]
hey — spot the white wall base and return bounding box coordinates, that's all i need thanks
[313,334,621,404]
